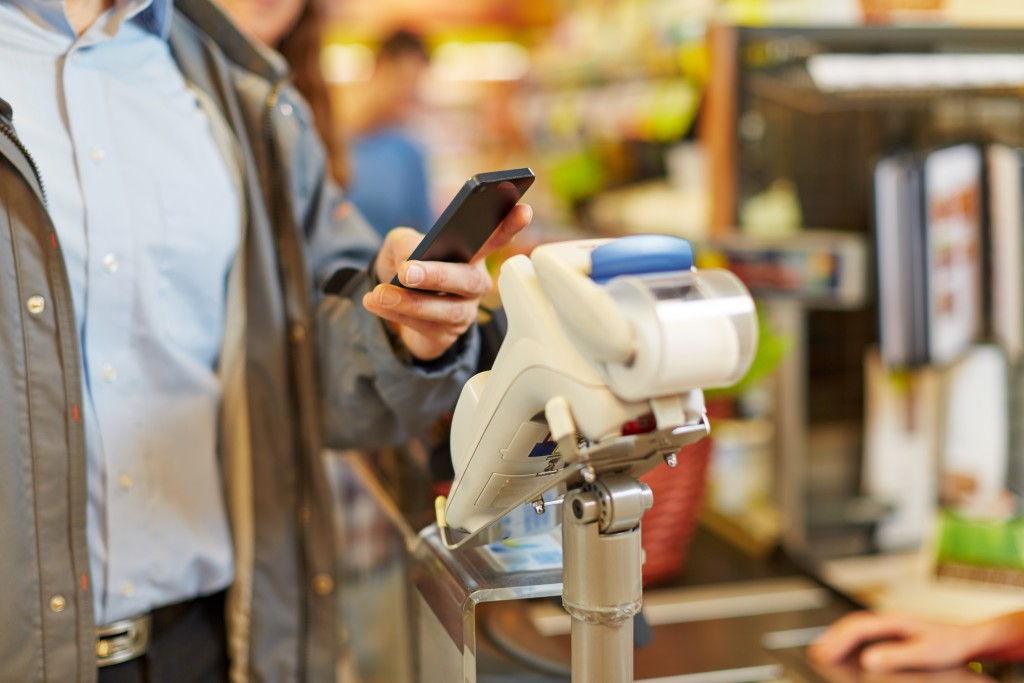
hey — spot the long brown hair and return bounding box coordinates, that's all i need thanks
[277,0,349,187]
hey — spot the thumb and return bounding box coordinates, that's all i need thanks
[377,226,423,282]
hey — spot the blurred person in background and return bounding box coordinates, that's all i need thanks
[345,29,435,237]
[216,0,349,187]
[221,0,433,239]
[0,0,530,679]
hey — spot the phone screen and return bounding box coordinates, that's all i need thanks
[417,178,528,263]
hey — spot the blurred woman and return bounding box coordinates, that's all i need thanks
[219,0,349,186]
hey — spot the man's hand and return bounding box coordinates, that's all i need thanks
[808,612,979,673]
[363,203,533,361]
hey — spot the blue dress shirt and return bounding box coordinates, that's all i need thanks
[0,0,240,624]
[349,127,434,236]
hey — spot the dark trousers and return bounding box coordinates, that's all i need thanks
[98,591,229,683]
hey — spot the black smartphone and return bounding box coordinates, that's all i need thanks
[391,168,535,287]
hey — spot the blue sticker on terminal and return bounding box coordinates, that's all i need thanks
[528,437,558,458]
[590,234,694,284]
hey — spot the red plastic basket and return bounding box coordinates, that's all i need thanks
[638,438,712,586]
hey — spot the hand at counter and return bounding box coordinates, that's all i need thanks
[809,610,1024,673]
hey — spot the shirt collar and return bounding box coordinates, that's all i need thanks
[134,0,171,38]
[12,0,172,39]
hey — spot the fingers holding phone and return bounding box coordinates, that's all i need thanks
[362,280,484,360]
[364,240,493,361]
[374,201,532,285]
[363,170,533,361]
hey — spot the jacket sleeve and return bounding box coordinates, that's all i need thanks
[291,108,479,449]
[316,275,480,449]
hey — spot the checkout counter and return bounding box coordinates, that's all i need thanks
[332,449,1024,683]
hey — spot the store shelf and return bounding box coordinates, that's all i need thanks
[747,66,1024,115]
[701,230,870,310]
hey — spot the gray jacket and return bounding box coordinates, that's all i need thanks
[0,0,476,680]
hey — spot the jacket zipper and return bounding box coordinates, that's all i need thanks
[0,117,48,207]
[263,80,314,682]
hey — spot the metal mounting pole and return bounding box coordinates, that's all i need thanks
[562,474,653,683]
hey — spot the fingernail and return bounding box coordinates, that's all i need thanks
[404,263,424,286]
[378,286,400,307]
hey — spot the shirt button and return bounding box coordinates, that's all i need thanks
[89,147,105,164]
[279,102,294,117]
[69,51,80,64]
[50,595,67,612]
[101,364,117,382]
[313,573,334,596]
[121,581,135,597]
[102,253,119,274]
[26,295,46,315]
[117,472,134,491]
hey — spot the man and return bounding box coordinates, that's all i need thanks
[0,0,530,681]
[345,29,435,237]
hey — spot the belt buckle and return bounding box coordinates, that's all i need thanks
[96,614,151,667]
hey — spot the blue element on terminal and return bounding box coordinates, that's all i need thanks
[589,234,694,283]
[528,440,558,458]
